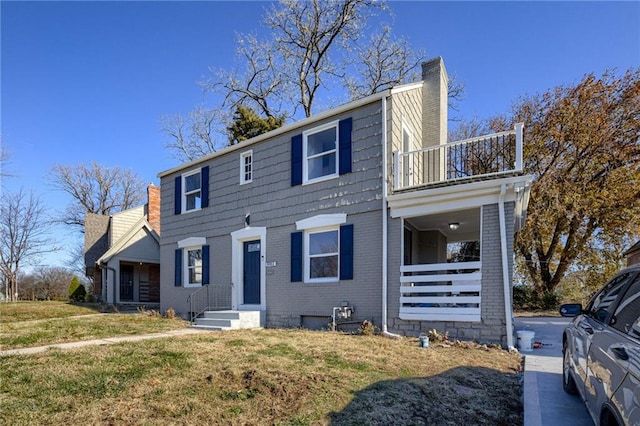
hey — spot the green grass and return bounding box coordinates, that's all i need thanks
[0,303,189,350]
[0,329,524,425]
[0,301,101,322]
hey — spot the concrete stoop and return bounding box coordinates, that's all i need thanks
[191,310,261,331]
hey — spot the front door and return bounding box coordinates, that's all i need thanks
[243,240,261,304]
[120,264,134,301]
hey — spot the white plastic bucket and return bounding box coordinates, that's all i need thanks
[517,330,535,351]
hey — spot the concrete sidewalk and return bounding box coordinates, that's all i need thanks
[0,328,207,356]
[515,317,593,426]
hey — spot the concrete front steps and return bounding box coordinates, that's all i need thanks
[191,310,261,331]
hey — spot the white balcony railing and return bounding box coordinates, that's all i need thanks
[394,123,524,190]
[399,262,481,322]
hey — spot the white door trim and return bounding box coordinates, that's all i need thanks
[230,226,266,312]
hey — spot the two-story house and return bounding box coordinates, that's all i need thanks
[158,57,532,348]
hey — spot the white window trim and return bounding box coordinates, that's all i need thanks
[182,169,202,213]
[296,213,347,283]
[296,213,346,230]
[302,120,339,185]
[178,236,206,248]
[240,150,253,185]
[183,245,203,288]
[305,227,340,283]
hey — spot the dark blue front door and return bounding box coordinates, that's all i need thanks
[243,240,261,304]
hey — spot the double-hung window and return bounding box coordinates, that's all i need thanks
[175,237,209,288]
[307,229,339,281]
[185,246,203,287]
[240,150,253,184]
[291,214,353,284]
[184,170,202,212]
[304,121,338,183]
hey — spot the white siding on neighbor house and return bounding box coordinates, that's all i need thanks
[110,206,145,246]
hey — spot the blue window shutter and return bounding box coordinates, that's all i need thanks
[174,249,182,286]
[201,166,209,208]
[340,224,354,280]
[291,134,303,186]
[202,245,210,285]
[174,176,182,215]
[338,118,353,175]
[291,231,303,282]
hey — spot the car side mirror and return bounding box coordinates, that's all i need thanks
[560,303,582,317]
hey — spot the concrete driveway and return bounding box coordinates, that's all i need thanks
[515,316,593,426]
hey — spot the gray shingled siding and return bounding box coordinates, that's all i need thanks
[160,101,386,324]
[387,202,516,347]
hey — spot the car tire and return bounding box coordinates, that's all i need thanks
[563,342,578,395]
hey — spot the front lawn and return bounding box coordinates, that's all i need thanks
[0,301,101,322]
[0,328,523,425]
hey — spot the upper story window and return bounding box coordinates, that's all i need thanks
[174,166,209,215]
[303,121,339,184]
[184,170,202,212]
[240,150,253,184]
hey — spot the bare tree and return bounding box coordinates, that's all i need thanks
[346,25,425,98]
[164,0,438,162]
[18,266,74,301]
[0,188,56,301]
[0,142,13,181]
[50,162,147,229]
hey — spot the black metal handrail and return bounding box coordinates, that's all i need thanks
[186,283,233,323]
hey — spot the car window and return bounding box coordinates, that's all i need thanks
[586,272,631,323]
[610,274,640,338]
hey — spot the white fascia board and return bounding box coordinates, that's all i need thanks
[390,82,423,94]
[158,90,391,179]
[388,175,533,219]
[177,236,207,248]
[296,213,347,230]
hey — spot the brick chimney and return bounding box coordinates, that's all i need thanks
[147,184,161,235]
[422,57,448,147]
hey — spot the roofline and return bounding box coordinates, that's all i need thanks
[97,217,159,265]
[158,89,391,178]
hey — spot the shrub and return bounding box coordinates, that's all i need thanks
[359,320,376,336]
[68,277,86,302]
[165,307,176,319]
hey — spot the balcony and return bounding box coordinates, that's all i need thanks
[393,123,524,191]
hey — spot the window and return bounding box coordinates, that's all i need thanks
[307,229,339,281]
[291,118,352,186]
[291,214,353,283]
[175,238,209,287]
[174,166,209,215]
[240,150,253,184]
[587,272,631,322]
[611,275,640,337]
[184,170,202,212]
[304,121,338,183]
[185,247,203,287]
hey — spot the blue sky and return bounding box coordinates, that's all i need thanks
[2,1,639,271]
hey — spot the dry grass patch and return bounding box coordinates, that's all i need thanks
[0,313,189,350]
[1,328,523,425]
[0,301,101,322]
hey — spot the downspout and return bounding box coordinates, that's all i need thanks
[380,95,399,338]
[498,184,515,350]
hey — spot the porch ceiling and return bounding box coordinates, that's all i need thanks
[405,209,479,242]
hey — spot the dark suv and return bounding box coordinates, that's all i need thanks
[560,264,640,426]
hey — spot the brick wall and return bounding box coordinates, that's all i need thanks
[147,184,161,234]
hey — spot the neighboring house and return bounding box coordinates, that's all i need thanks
[624,240,640,266]
[158,57,533,348]
[84,184,161,306]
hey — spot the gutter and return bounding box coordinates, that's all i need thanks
[380,95,400,339]
[498,184,515,350]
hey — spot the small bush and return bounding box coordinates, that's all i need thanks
[359,320,376,336]
[513,285,560,311]
[68,277,86,302]
[427,328,449,343]
[165,307,176,319]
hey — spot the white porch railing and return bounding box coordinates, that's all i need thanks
[394,123,524,190]
[399,261,481,322]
